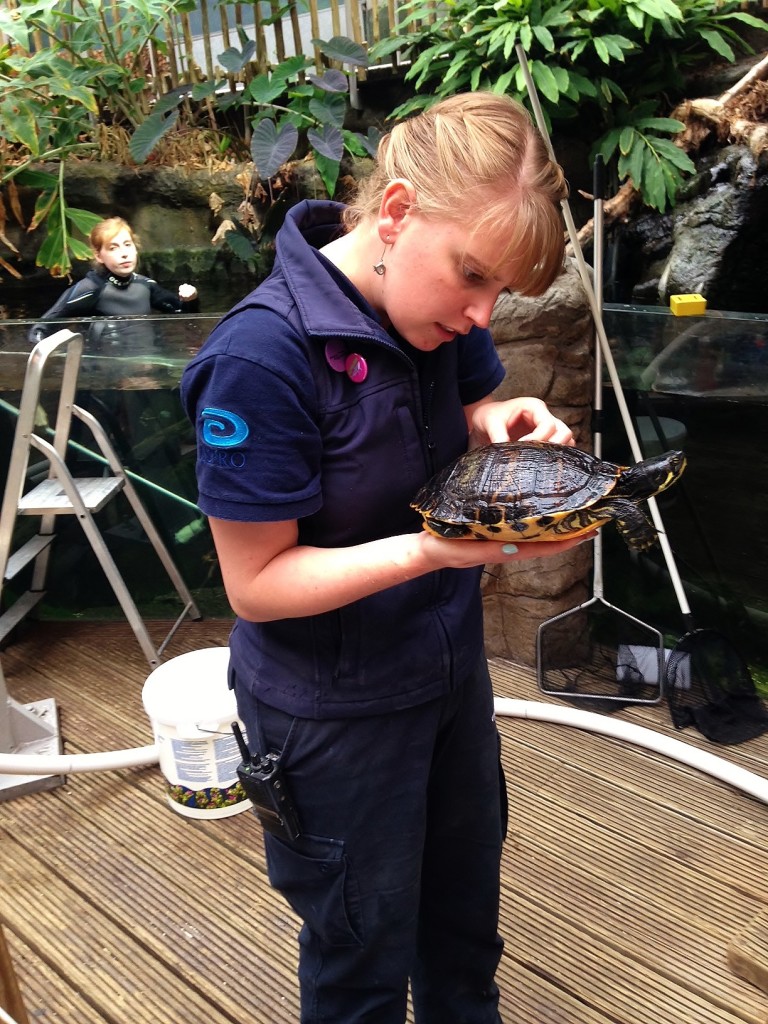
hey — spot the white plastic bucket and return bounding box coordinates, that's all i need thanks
[141,646,251,820]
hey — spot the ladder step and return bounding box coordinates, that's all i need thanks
[4,535,54,581]
[0,590,46,642]
[17,477,124,515]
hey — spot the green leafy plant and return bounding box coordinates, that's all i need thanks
[0,1,377,279]
[372,0,767,211]
[192,36,378,200]
[0,0,200,276]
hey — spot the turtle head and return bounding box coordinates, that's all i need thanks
[618,450,687,499]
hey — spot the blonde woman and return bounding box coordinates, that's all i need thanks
[183,92,587,1024]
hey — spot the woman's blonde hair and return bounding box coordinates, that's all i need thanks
[345,93,568,296]
[89,217,139,264]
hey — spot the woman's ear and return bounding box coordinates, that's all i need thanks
[378,179,417,241]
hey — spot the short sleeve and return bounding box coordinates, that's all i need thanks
[180,309,323,522]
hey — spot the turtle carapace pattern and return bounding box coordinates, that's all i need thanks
[411,441,686,552]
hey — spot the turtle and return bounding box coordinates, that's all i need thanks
[410,440,687,552]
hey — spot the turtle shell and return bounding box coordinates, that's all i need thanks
[411,440,621,542]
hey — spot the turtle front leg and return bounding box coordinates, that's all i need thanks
[595,498,658,551]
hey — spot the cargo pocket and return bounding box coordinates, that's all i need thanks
[265,833,363,947]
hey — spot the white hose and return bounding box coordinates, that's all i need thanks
[0,744,158,775]
[0,1006,22,1024]
[3,704,766,808]
[495,698,768,805]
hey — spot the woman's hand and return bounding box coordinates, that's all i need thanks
[466,396,574,448]
[416,528,594,571]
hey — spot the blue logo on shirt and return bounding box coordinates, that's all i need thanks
[201,407,249,448]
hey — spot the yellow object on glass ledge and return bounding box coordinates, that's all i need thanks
[670,293,707,316]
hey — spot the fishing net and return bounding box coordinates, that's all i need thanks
[537,596,666,710]
[666,628,768,744]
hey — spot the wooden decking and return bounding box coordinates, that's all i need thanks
[1,618,768,1024]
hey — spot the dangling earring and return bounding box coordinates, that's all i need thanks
[373,236,390,276]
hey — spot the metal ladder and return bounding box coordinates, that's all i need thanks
[0,328,202,669]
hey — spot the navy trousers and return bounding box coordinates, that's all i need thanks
[234,658,506,1024]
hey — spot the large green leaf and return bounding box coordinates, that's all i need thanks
[191,80,219,101]
[641,146,666,211]
[250,118,299,179]
[632,116,684,133]
[218,40,257,74]
[532,24,555,52]
[308,92,347,128]
[153,89,185,116]
[128,109,179,163]
[66,207,103,235]
[247,75,287,105]
[307,124,344,162]
[36,214,70,275]
[531,60,560,103]
[634,0,683,21]
[272,55,311,83]
[308,70,348,94]
[313,150,341,199]
[653,137,695,174]
[68,237,95,262]
[699,28,734,62]
[0,100,39,154]
[46,78,99,114]
[315,36,369,69]
[14,169,58,189]
[625,137,645,188]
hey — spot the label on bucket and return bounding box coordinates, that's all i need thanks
[170,731,241,788]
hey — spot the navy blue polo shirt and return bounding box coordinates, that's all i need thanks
[181,200,505,718]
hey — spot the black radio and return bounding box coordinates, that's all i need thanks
[232,721,301,841]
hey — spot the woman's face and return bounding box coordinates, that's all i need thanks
[95,227,138,277]
[380,213,514,351]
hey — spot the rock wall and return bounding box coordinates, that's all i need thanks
[484,260,595,665]
[611,143,768,312]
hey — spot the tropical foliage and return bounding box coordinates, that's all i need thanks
[371,0,768,211]
[0,0,375,277]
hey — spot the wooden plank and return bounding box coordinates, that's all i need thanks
[3,929,104,1024]
[0,625,767,1023]
[1,772,300,1022]
[502,834,768,1019]
[497,719,768,898]
[0,921,30,1024]
[503,889,760,1024]
[728,908,768,996]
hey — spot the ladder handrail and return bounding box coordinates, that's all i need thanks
[0,332,72,576]
[0,327,201,668]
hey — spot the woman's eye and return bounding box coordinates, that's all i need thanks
[463,266,484,283]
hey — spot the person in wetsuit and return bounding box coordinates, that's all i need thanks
[29,216,199,346]
[29,217,200,476]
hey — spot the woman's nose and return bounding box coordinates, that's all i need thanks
[464,294,498,330]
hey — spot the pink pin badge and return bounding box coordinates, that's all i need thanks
[345,353,368,383]
[325,340,348,373]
